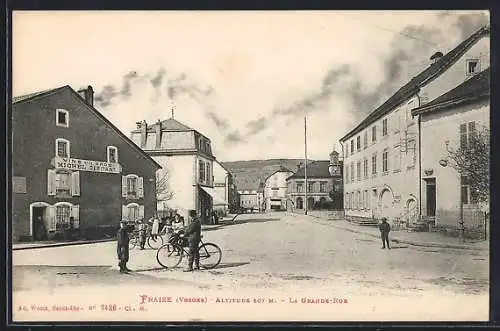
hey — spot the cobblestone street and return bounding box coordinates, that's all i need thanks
[12,213,489,321]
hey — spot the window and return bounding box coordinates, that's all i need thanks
[308,181,314,192]
[107,146,118,163]
[350,140,354,154]
[350,163,354,182]
[55,172,71,195]
[372,154,377,175]
[363,158,368,178]
[363,131,368,149]
[382,119,388,136]
[55,204,71,228]
[382,149,389,173]
[461,176,478,205]
[460,121,476,149]
[56,109,69,127]
[206,162,211,185]
[356,191,360,210]
[128,204,139,221]
[356,136,361,151]
[127,176,137,195]
[372,126,377,142]
[320,182,326,193]
[296,183,303,192]
[272,190,278,198]
[199,160,205,182]
[345,193,349,210]
[56,138,70,158]
[365,190,370,209]
[345,166,349,184]
[466,59,480,76]
[393,148,401,171]
[356,161,361,181]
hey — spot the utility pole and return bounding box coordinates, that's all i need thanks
[304,115,308,215]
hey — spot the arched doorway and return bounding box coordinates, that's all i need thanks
[30,202,51,241]
[380,188,394,220]
[406,198,418,224]
[296,197,303,209]
[307,197,315,210]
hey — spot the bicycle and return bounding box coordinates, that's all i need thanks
[156,235,222,270]
[129,228,165,250]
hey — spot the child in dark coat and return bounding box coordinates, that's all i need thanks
[117,220,131,273]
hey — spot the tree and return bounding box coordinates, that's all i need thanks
[155,170,174,208]
[328,180,344,210]
[446,125,489,204]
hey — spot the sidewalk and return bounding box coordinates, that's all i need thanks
[287,212,489,251]
[12,238,116,251]
[13,223,228,251]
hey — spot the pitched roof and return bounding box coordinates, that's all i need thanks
[411,68,490,116]
[12,86,67,104]
[287,160,331,179]
[12,85,162,169]
[263,166,294,183]
[158,118,193,131]
[340,25,490,142]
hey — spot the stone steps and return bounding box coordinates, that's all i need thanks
[346,218,379,227]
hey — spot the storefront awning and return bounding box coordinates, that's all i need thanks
[200,186,227,206]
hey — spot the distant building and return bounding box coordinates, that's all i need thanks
[339,26,489,227]
[411,68,489,230]
[130,116,216,224]
[286,148,343,211]
[213,160,237,215]
[263,166,294,211]
[12,85,160,242]
[239,188,264,213]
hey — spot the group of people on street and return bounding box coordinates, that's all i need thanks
[116,209,202,273]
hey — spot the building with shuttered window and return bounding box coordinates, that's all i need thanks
[12,85,161,242]
[130,116,217,225]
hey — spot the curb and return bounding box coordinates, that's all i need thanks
[12,238,116,251]
[287,212,488,251]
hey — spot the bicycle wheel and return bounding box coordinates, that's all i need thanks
[198,243,222,269]
[148,235,164,249]
[156,243,183,269]
[129,236,138,249]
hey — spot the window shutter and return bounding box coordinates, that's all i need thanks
[138,177,144,198]
[71,171,80,196]
[460,123,467,149]
[47,206,56,231]
[71,204,80,229]
[468,122,476,143]
[122,176,127,198]
[122,205,128,221]
[47,169,56,196]
[138,205,145,219]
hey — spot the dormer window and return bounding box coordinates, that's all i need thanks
[466,59,480,76]
[56,109,69,127]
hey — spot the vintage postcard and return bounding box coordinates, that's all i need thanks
[10,10,490,322]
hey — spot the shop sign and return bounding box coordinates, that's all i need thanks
[54,157,122,174]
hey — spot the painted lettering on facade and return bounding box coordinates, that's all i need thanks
[54,157,122,174]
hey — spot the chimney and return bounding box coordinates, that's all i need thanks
[140,120,147,148]
[155,119,162,149]
[296,162,302,172]
[429,51,443,65]
[77,85,94,106]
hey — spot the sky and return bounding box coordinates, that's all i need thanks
[13,10,489,162]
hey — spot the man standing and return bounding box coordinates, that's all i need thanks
[183,210,201,272]
[117,220,131,273]
[379,217,391,250]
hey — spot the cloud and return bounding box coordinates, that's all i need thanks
[453,12,489,39]
[94,84,119,107]
[245,117,269,136]
[225,130,245,144]
[150,68,167,88]
[207,111,230,131]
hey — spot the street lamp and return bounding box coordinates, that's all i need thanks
[440,140,465,244]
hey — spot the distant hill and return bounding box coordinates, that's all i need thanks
[221,159,316,191]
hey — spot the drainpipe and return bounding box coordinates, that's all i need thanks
[415,93,422,221]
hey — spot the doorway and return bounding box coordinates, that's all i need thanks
[32,206,47,241]
[426,179,436,217]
